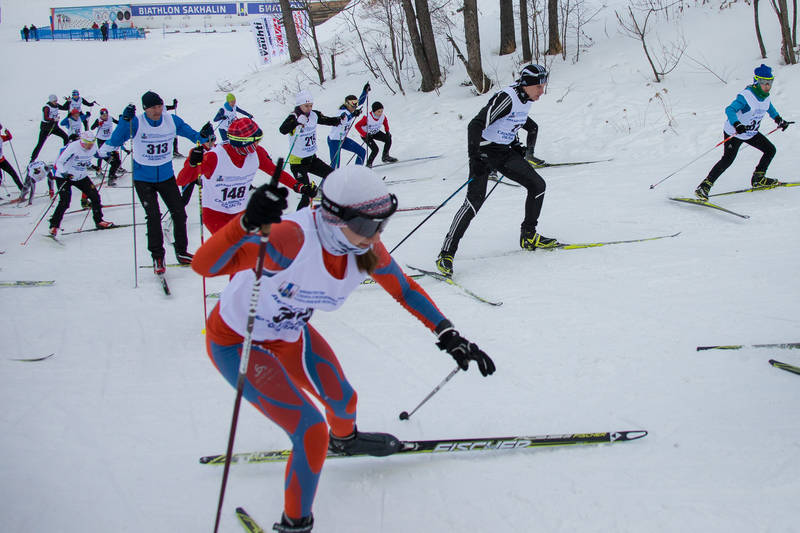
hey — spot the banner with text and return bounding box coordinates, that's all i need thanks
[131,3,237,17]
[250,11,308,64]
[51,5,133,30]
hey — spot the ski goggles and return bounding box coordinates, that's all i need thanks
[754,75,774,83]
[321,193,398,237]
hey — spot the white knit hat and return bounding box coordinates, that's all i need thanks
[320,166,394,226]
[295,90,313,106]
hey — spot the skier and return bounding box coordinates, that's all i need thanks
[60,108,89,139]
[192,164,495,533]
[695,64,792,200]
[213,93,254,143]
[278,90,341,210]
[18,160,55,205]
[354,101,398,167]
[177,117,311,233]
[48,131,114,236]
[65,90,97,130]
[99,90,212,273]
[327,94,366,168]
[90,108,122,185]
[436,64,554,278]
[30,94,70,162]
[0,125,23,190]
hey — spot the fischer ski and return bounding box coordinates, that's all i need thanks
[0,280,55,287]
[8,353,55,362]
[371,154,443,168]
[669,197,749,219]
[709,181,800,197]
[406,265,502,306]
[200,430,647,465]
[697,342,800,351]
[529,158,613,169]
[769,359,800,376]
[235,507,265,533]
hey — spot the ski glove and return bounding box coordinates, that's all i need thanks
[241,182,289,232]
[293,181,318,198]
[352,107,362,117]
[774,117,792,131]
[188,146,205,167]
[435,321,496,377]
[296,114,308,126]
[733,121,747,134]
[363,82,371,94]
[122,104,136,122]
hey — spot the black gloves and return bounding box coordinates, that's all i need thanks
[122,104,136,122]
[172,98,178,107]
[435,321,495,377]
[241,183,289,232]
[199,121,214,140]
[364,133,373,143]
[188,146,205,167]
[733,121,747,134]
[353,107,362,117]
[774,116,792,131]
[363,82,371,94]
[293,181,318,198]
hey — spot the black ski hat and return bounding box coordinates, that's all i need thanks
[142,91,164,109]
[371,101,384,112]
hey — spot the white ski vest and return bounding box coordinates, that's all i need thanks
[64,117,82,137]
[27,161,49,182]
[291,112,319,159]
[724,89,771,140]
[132,113,176,166]
[219,105,239,130]
[481,87,532,145]
[328,109,354,142]
[68,98,82,113]
[202,145,259,214]
[364,112,386,135]
[55,141,97,180]
[95,120,114,140]
[219,208,367,342]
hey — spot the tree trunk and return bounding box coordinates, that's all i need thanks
[400,0,437,91]
[776,0,797,63]
[278,0,303,62]
[464,0,492,93]
[500,0,517,55]
[520,0,532,61]
[754,0,767,58]
[414,0,442,85]
[546,0,562,55]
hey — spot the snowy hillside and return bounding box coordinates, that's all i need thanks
[1,1,798,532]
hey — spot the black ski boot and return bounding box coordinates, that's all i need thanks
[328,426,402,457]
[751,171,778,188]
[272,513,313,532]
[436,252,454,277]
[694,178,713,200]
[381,154,398,163]
[520,226,558,250]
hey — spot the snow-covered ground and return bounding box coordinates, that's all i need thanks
[1,1,798,532]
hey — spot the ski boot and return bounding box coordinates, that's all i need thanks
[49,227,58,237]
[694,179,714,200]
[435,252,454,277]
[95,220,114,230]
[520,227,558,250]
[751,171,778,188]
[153,257,166,275]
[328,426,402,457]
[80,196,91,209]
[272,513,313,532]
[381,154,398,163]
[175,250,194,265]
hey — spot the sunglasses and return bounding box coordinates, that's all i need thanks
[321,193,398,237]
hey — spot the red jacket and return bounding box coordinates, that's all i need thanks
[354,113,390,138]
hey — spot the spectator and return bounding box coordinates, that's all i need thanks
[111,21,118,38]
[23,25,30,42]
[100,21,109,41]
[31,24,39,41]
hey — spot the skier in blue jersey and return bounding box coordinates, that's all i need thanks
[213,93,254,143]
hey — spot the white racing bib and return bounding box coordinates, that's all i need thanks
[481,87,532,145]
[132,113,176,166]
[202,145,259,214]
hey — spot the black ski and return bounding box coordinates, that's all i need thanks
[59,222,140,236]
[529,158,613,169]
[138,263,191,269]
[382,176,435,185]
[371,154,443,168]
[44,233,65,246]
[669,197,749,219]
[769,359,800,376]
[709,181,800,197]
[235,507,265,533]
[489,175,520,187]
[157,273,171,295]
[9,353,55,362]
[406,265,502,306]
[0,211,29,217]
[200,430,647,465]
[0,280,55,287]
[697,342,800,351]
[361,273,425,286]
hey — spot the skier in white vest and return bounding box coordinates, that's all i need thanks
[694,64,792,199]
[436,64,555,277]
[212,93,254,143]
[90,108,122,185]
[354,101,397,167]
[17,160,55,205]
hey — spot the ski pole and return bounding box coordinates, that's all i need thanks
[128,113,138,289]
[649,134,735,189]
[20,178,70,245]
[7,138,25,187]
[389,178,472,254]
[198,173,208,328]
[213,160,284,533]
[398,366,461,421]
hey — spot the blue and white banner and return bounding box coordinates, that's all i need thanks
[243,2,304,15]
[132,3,237,16]
[51,5,133,29]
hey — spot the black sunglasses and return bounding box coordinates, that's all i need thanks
[321,193,398,237]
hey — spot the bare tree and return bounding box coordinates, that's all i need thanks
[520,0,532,61]
[463,0,492,92]
[615,1,686,82]
[500,0,517,54]
[401,0,441,91]
[753,0,767,58]
[278,0,303,62]
[296,2,326,83]
[546,0,562,55]
[767,0,797,63]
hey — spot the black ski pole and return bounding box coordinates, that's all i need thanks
[213,160,284,533]
[389,178,472,254]
[20,178,70,245]
[399,366,460,421]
